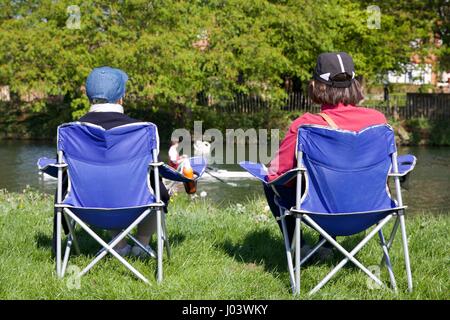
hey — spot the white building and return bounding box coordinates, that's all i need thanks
[388,63,433,85]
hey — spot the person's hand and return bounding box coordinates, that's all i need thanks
[176,155,188,164]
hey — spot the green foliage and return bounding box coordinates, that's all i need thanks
[0,0,445,121]
[402,118,450,146]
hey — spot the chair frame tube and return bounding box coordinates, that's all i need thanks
[392,152,413,292]
[294,153,303,295]
[152,149,164,284]
[280,149,413,296]
[54,144,170,284]
[56,150,63,278]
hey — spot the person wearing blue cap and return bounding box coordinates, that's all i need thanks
[80,66,140,129]
[54,66,170,258]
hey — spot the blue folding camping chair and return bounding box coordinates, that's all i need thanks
[38,122,206,284]
[240,124,416,295]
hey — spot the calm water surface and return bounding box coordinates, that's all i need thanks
[0,140,449,214]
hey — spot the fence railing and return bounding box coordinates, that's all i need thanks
[201,92,450,120]
[400,93,450,120]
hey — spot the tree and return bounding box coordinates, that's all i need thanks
[0,0,446,124]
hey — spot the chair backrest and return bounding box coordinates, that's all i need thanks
[58,122,159,208]
[297,124,397,215]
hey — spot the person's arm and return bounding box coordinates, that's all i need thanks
[267,123,299,182]
[267,114,320,183]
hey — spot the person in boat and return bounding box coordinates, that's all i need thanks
[167,137,198,194]
[54,66,170,258]
[168,137,188,169]
[265,52,387,260]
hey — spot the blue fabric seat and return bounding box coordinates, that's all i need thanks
[58,122,158,213]
[38,124,207,230]
[39,122,206,284]
[240,124,416,295]
[293,125,398,236]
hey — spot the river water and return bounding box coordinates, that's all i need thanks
[0,140,448,214]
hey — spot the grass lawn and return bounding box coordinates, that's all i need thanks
[0,188,448,300]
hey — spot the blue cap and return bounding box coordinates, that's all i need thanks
[86,66,128,103]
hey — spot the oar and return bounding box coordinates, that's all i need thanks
[205,168,238,187]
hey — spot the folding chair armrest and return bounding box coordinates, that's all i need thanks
[238,161,268,184]
[37,157,67,178]
[389,154,417,177]
[149,201,166,207]
[157,157,207,183]
[267,168,304,186]
[239,161,304,186]
[149,162,164,167]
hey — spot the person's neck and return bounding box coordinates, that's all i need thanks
[321,102,354,111]
[89,103,124,113]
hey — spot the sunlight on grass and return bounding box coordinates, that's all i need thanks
[0,188,448,299]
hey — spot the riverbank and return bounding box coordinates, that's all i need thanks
[0,189,448,299]
[391,118,450,146]
[1,101,449,145]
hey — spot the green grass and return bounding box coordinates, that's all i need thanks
[0,188,448,300]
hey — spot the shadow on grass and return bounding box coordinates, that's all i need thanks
[216,229,286,276]
[35,229,186,257]
[216,227,321,277]
[216,228,369,281]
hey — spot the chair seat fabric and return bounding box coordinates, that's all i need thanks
[39,122,207,230]
[62,206,155,230]
[240,124,413,237]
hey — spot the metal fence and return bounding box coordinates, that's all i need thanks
[202,92,450,120]
[400,93,450,120]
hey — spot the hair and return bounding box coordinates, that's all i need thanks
[89,97,124,104]
[171,137,182,145]
[308,74,364,106]
[90,98,109,104]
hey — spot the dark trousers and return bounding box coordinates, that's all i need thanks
[263,184,302,246]
[52,171,170,254]
[263,183,333,248]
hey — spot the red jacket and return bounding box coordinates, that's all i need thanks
[267,103,387,182]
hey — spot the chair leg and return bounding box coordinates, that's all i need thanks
[294,216,301,295]
[162,212,171,260]
[381,216,400,266]
[80,237,117,277]
[77,226,149,284]
[64,214,80,255]
[128,234,156,258]
[280,213,296,293]
[400,214,413,292]
[80,237,133,278]
[304,215,390,295]
[60,215,80,277]
[61,234,73,277]
[64,208,151,284]
[378,230,397,292]
[300,238,326,267]
[156,209,163,283]
[56,209,62,278]
[387,216,400,250]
